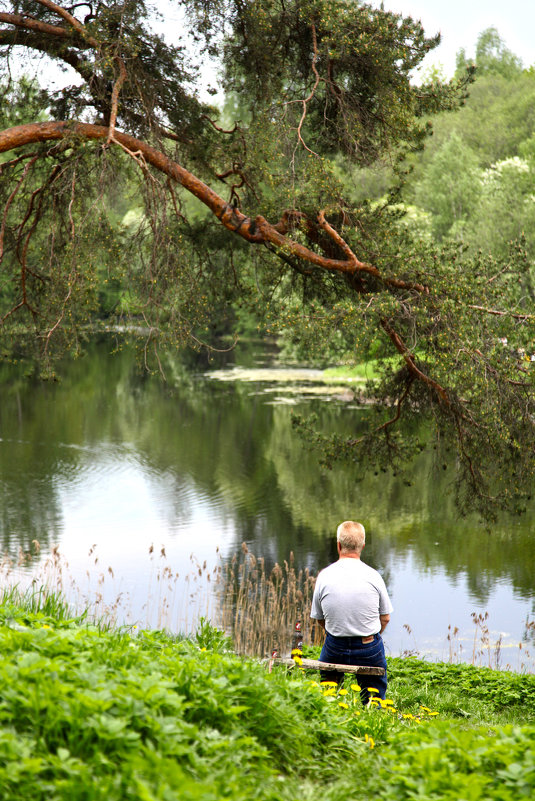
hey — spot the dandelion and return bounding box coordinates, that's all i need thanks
[364,734,375,749]
[420,705,431,713]
[339,702,349,709]
[338,688,348,696]
[367,687,379,694]
[321,681,339,687]
[350,683,361,692]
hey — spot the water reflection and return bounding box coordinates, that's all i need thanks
[0,341,534,666]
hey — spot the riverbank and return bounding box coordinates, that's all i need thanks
[1,591,534,800]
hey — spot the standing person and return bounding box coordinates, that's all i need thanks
[310,520,393,704]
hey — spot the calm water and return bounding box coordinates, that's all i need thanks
[1,340,534,668]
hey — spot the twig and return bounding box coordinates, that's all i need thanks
[468,304,534,321]
[107,57,127,144]
[290,23,321,172]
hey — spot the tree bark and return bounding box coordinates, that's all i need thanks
[0,120,400,281]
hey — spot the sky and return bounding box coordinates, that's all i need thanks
[6,1,535,92]
[368,0,535,76]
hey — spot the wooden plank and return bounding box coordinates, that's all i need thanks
[269,657,385,675]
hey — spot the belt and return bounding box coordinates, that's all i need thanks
[326,633,378,644]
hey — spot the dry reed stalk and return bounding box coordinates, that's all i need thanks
[214,544,322,658]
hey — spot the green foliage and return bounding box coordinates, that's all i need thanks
[0,600,375,800]
[413,133,481,240]
[0,75,47,129]
[1,598,535,801]
[382,722,535,801]
[456,27,524,80]
[194,616,234,652]
[387,657,535,721]
[0,4,534,517]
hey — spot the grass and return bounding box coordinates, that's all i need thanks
[1,588,534,801]
[322,357,398,383]
[322,362,382,382]
[4,542,534,673]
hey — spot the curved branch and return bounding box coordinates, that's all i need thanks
[0,120,361,272]
[0,120,429,293]
[347,375,415,447]
[381,317,451,406]
[0,12,76,40]
[33,0,99,47]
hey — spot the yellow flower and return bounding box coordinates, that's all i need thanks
[427,711,439,716]
[367,687,379,694]
[293,655,303,665]
[338,688,348,696]
[339,702,349,709]
[323,689,336,697]
[320,681,339,687]
[364,734,375,748]
[420,705,431,713]
[350,684,361,692]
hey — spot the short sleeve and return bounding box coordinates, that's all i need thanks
[310,576,324,620]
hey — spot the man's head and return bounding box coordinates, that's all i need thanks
[336,520,365,555]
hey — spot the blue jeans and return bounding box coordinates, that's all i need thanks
[319,632,388,704]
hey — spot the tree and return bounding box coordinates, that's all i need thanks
[413,133,481,241]
[456,27,523,81]
[0,0,534,518]
[467,157,535,270]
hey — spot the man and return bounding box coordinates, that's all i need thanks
[310,520,393,703]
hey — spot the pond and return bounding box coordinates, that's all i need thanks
[1,339,534,669]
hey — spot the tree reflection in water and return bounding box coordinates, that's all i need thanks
[0,341,534,665]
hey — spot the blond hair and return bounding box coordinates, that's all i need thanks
[336,520,365,554]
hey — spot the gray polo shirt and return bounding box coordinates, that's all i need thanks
[310,557,393,637]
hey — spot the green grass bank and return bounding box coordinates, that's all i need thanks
[1,593,534,801]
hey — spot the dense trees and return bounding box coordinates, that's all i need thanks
[0,1,534,517]
[407,29,535,257]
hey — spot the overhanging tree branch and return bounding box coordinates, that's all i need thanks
[0,120,429,292]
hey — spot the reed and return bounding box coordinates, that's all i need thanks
[1,540,533,670]
[214,543,323,657]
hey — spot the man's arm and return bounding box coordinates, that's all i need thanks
[312,618,325,630]
[379,614,390,633]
